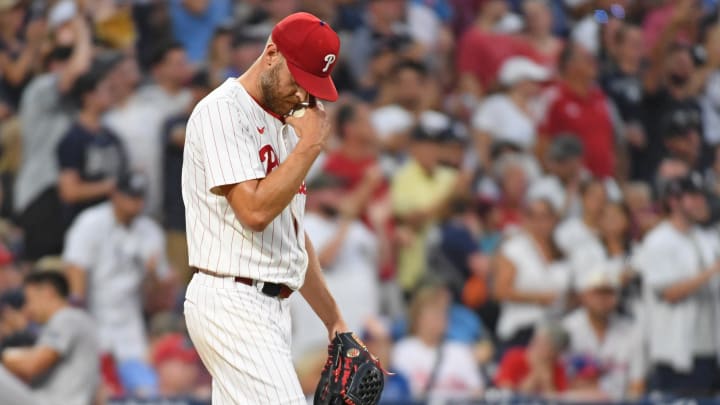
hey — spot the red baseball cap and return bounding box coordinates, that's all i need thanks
[152,334,199,365]
[272,12,340,101]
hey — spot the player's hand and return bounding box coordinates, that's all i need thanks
[285,102,331,149]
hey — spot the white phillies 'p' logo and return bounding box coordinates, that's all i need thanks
[322,54,336,73]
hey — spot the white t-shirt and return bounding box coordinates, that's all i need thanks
[497,231,572,339]
[633,221,720,370]
[391,337,483,400]
[407,3,442,47]
[563,309,645,400]
[555,217,599,258]
[105,84,191,218]
[62,202,170,360]
[290,214,380,358]
[472,94,538,150]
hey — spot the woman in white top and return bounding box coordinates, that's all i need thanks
[472,57,550,169]
[495,197,571,348]
[392,284,484,401]
[570,202,642,317]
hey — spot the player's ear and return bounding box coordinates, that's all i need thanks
[264,42,280,66]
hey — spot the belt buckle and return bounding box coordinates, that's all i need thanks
[255,280,282,297]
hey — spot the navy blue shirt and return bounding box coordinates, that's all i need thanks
[162,113,187,231]
[57,122,128,224]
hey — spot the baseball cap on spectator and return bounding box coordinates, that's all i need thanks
[662,106,701,139]
[371,106,414,140]
[575,267,620,292]
[152,333,199,366]
[272,13,340,101]
[499,57,551,87]
[547,134,584,162]
[117,172,149,198]
[439,121,470,145]
[662,173,704,200]
[411,123,445,143]
[0,289,23,310]
[48,0,77,30]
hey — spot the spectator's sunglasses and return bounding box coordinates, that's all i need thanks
[593,4,626,24]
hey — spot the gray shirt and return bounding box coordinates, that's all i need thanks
[32,307,100,405]
[14,73,73,213]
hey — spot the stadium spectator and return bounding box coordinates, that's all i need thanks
[205,26,233,87]
[391,123,459,293]
[0,271,100,405]
[302,174,381,341]
[471,56,550,170]
[562,270,645,401]
[494,197,571,348]
[430,196,489,308]
[634,175,720,396]
[151,333,208,400]
[57,55,128,228]
[495,321,569,396]
[392,284,484,400]
[554,178,607,257]
[169,0,232,64]
[641,5,704,182]
[600,23,646,181]
[372,61,446,173]
[104,41,192,219]
[14,15,92,261]
[521,0,564,69]
[0,0,46,110]
[162,70,211,285]
[699,24,720,147]
[61,172,173,397]
[347,0,415,92]
[488,153,534,231]
[660,106,703,174]
[456,0,542,92]
[538,41,615,179]
[528,135,585,218]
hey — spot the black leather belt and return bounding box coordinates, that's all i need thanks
[192,267,293,299]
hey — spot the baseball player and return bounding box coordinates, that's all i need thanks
[182,12,352,404]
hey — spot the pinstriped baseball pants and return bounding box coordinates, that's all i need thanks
[184,272,306,404]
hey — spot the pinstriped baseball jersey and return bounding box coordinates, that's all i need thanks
[181,78,308,290]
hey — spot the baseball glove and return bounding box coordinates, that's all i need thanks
[314,332,386,405]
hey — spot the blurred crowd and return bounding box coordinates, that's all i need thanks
[1,0,720,404]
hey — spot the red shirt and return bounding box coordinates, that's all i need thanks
[539,83,615,178]
[456,28,544,90]
[495,347,568,392]
[322,152,388,197]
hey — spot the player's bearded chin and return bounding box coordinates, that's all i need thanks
[260,63,296,116]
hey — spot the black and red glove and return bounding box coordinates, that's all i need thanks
[313,332,387,405]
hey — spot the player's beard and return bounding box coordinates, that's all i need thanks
[260,63,294,116]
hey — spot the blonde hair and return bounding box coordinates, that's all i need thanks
[407,284,449,335]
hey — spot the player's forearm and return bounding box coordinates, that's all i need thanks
[300,233,345,334]
[227,141,321,231]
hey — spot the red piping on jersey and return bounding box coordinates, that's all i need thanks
[247,91,285,123]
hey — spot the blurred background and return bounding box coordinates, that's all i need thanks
[1,0,720,404]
